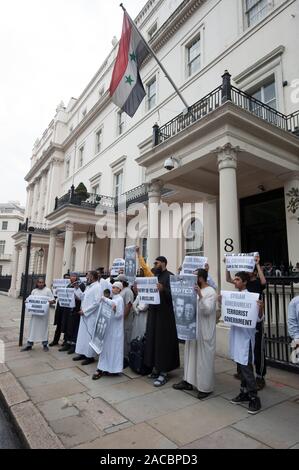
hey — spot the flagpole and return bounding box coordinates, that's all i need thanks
[120,3,190,110]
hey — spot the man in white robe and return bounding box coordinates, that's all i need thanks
[73,271,102,365]
[92,281,124,379]
[173,269,217,399]
[21,278,55,352]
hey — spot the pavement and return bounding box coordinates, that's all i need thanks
[0,293,299,449]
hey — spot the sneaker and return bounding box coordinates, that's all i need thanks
[256,377,266,391]
[231,392,250,404]
[248,396,261,414]
[21,345,32,352]
[43,345,49,352]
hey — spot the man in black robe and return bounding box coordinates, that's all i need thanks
[144,256,180,386]
[49,273,70,347]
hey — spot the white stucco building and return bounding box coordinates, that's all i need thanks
[9,0,299,301]
[0,202,25,276]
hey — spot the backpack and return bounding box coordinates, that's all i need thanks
[128,335,151,375]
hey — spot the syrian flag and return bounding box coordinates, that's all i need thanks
[109,12,150,118]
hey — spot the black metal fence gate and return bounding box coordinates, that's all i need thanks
[0,275,12,292]
[264,276,299,373]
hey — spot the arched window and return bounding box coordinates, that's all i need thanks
[185,218,204,256]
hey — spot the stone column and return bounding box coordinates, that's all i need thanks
[31,179,40,223]
[147,181,163,265]
[203,197,219,287]
[217,144,240,289]
[62,222,74,275]
[8,246,21,297]
[46,230,57,286]
[15,243,27,296]
[284,173,299,266]
[38,172,47,221]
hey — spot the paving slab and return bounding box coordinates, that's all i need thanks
[260,368,299,390]
[28,379,88,404]
[93,377,155,405]
[233,401,299,448]
[0,363,8,374]
[10,362,54,378]
[46,357,79,370]
[19,367,86,389]
[73,396,128,431]
[181,426,271,449]
[0,372,29,407]
[11,401,64,449]
[115,387,199,424]
[37,397,80,422]
[50,414,102,448]
[76,374,129,398]
[148,396,249,447]
[214,357,236,374]
[74,422,177,449]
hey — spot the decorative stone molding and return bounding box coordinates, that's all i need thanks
[65,222,74,232]
[148,180,164,198]
[216,143,240,171]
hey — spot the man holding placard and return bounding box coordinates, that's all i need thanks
[221,271,264,414]
[21,278,55,352]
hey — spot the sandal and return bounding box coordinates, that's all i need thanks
[153,375,168,387]
[172,380,193,391]
[92,370,108,380]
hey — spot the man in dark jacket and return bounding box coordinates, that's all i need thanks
[144,256,180,386]
[49,273,70,347]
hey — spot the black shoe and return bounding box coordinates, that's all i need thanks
[233,372,242,380]
[67,346,76,355]
[59,344,71,352]
[21,345,32,352]
[256,377,266,391]
[197,391,212,399]
[49,341,59,347]
[173,380,193,391]
[43,345,49,352]
[248,396,261,414]
[231,392,250,404]
[81,358,95,366]
[73,355,85,361]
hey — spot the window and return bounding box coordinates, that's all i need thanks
[114,171,123,198]
[186,36,201,77]
[117,111,125,135]
[65,159,70,178]
[95,129,102,154]
[251,79,276,109]
[185,219,204,256]
[0,240,5,255]
[2,221,8,230]
[146,78,157,111]
[148,22,157,40]
[92,183,100,195]
[245,0,269,27]
[78,146,84,168]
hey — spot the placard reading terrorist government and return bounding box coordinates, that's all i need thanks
[221,290,260,329]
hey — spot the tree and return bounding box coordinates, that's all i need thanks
[74,182,89,201]
[286,187,299,223]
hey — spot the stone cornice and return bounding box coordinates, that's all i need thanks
[25,143,64,182]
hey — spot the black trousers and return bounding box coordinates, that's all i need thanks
[254,321,267,377]
[237,345,258,397]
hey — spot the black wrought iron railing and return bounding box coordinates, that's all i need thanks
[264,276,299,372]
[0,275,12,292]
[153,71,299,146]
[18,221,49,233]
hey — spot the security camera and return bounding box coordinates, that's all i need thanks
[164,157,175,171]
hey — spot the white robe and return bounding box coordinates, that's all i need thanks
[97,294,124,373]
[27,287,54,343]
[75,281,101,358]
[184,286,217,393]
[229,289,262,365]
[131,295,148,340]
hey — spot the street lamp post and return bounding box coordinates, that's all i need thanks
[18,220,35,347]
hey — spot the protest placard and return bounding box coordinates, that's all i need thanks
[26,295,50,316]
[52,278,70,296]
[89,300,113,355]
[221,290,260,328]
[181,256,208,275]
[170,275,197,340]
[56,287,75,308]
[111,258,125,276]
[225,254,256,273]
[136,277,160,305]
[125,246,137,284]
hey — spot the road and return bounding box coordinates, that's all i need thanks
[0,400,23,449]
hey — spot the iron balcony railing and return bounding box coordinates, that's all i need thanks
[153,71,299,146]
[18,221,49,234]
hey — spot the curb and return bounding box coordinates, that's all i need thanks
[0,370,64,449]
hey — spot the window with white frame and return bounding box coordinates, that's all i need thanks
[117,111,125,135]
[65,159,70,178]
[251,79,276,108]
[0,240,5,255]
[186,35,201,78]
[2,221,8,230]
[78,146,84,168]
[146,77,157,111]
[95,128,103,154]
[245,0,269,27]
[148,22,157,40]
[114,171,123,198]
